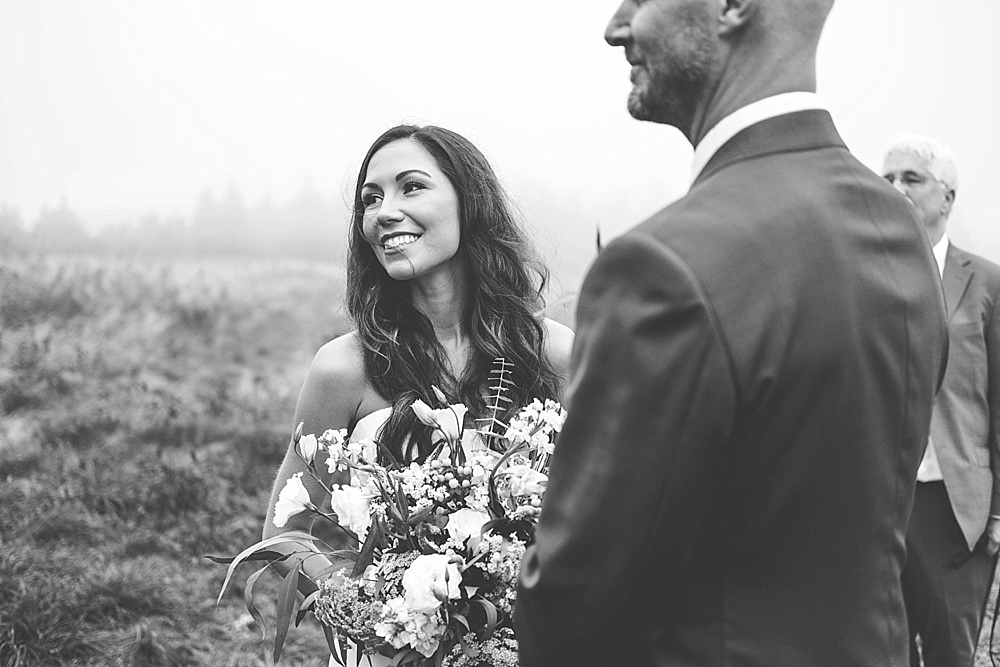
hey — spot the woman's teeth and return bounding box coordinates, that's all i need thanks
[384,234,419,250]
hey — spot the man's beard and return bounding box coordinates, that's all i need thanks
[627,23,716,130]
[627,70,707,129]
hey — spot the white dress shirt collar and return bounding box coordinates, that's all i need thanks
[932,233,950,279]
[690,92,828,184]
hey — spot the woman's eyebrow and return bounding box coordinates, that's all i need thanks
[395,169,432,181]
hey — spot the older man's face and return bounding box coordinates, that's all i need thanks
[605,0,717,128]
[882,151,954,232]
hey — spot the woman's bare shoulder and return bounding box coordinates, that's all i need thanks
[306,331,368,392]
[542,318,575,380]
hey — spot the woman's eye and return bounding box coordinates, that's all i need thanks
[402,180,426,195]
[361,192,382,207]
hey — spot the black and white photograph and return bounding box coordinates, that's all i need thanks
[1,2,998,666]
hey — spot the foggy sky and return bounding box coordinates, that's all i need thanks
[1,1,997,286]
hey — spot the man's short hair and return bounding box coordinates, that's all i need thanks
[884,133,959,192]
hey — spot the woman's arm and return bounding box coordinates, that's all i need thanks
[262,332,367,584]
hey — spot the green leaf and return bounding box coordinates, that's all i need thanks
[350,518,384,579]
[451,612,470,633]
[215,531,321,604]
[321,624,346,666]
[487,440,529,516]
[204,550,285,565]
[395,485,410,530]
[377,483,406,529]
[474,599,498,638]
[243,566,270,644]
[388,648,419,666]
[315,555,358,581]
[296,589,321,625]
[376,439,400,468]
[406,505,434,526]
[273,559,303,664]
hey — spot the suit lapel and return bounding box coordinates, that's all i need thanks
[942,245,973,321]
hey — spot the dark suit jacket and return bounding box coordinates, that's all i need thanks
[515,110,948,667]
[930,244,1000,550]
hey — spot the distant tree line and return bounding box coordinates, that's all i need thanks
[0,186,350,261]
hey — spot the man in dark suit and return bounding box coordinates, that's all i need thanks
[515,1,949,666]
[883,134,1000,667]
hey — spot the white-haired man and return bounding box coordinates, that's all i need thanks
[884,134,1000,667]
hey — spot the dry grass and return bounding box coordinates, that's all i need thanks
[0,253,348,667]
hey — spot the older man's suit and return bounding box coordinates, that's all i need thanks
[903,244,1000,667]
[515,110,948,667]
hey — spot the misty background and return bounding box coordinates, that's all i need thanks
[2,0,997,295]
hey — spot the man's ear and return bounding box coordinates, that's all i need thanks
[719,0,757,34]
[942,188,956,217]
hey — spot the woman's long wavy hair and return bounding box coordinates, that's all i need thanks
[346,124,561,465]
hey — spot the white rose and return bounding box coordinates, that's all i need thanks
[445,508,491,545]
[402,554,462,613]
[272,472,312,528]
[329,484,372,542]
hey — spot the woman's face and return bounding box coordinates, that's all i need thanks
[360,139,463,283]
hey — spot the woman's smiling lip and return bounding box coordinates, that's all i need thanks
[380,232,421,250]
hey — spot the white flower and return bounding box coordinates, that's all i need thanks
[402,554,462,613]
[345,440,363,459]
[507,465,548,497]
[412,400,468,443]
[374,597,445,658]
[320,428,348,472]
[360,437,378,463]
[329,484,372,542]
[297,434,318,463]
[446,508,491,545]
[272,472,312,528]
[411,399,438,427]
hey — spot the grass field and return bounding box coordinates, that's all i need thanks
[1,252,998,667]
[0,253,350,666]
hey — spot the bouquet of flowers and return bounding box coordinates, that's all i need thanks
[213,361,566,666]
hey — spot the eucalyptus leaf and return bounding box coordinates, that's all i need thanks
[243,566,270,645]
[273,559,303,664]
[204,549,286,565]
[216,531,321,604]
[351,517,383,578]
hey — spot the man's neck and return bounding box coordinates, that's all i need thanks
[686,52,818,147]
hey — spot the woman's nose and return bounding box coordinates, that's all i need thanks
[376,195,404,225]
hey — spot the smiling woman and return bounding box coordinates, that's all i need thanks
[359,139,463,284]
[339,124,575,464]
[259,123,575,663]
